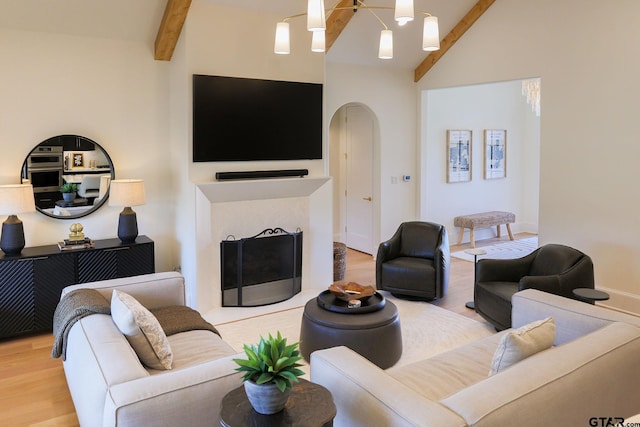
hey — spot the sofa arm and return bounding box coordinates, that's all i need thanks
[512,289,640,345]
[61,272,186,309]
[311,346,466,427]
[103,354,244,427]
[441,322,640,426]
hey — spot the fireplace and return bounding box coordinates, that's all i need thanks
[221,228,303,307]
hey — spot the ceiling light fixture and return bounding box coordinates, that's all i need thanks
[274,0,440,59]
[522,78,541,117]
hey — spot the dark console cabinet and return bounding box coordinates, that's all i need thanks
[0,236,154,339]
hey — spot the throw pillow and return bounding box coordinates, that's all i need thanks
[111,290,173,370]
[489,317,555,376]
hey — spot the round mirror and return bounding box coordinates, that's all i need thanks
[21,135,115,219]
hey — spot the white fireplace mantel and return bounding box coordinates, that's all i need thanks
[196,177,331,203]
[192,176,333,313]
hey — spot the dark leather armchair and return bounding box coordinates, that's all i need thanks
[376,221,450,300]
[474,243,595,331]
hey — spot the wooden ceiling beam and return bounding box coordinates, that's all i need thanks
[154,0,192,61]
[414,0,495,82]
[326,0,357,52]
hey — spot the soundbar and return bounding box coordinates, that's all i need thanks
[215,169,309,181]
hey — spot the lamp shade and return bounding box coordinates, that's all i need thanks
[394,0,414,25]
[0,184,36,215]
[422,16,440,51]
[378,30,393,59]
[274,22,291,54]
[307,0,326,31]
[109,179,146,207]
[311,30,325,52]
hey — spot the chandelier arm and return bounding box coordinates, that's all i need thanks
[357,1,389,30]
[281,12,309,22]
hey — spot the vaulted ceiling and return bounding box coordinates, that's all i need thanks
[155,0,494,82]
[0,0,494,82]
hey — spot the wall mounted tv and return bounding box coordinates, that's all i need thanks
[192,74,323,162]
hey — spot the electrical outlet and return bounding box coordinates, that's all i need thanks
[391,176,398,184]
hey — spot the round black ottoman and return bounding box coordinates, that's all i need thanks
[300,298,402,369]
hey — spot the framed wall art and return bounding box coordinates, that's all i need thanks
[484,129,506,179]
[446,129,472,183]
[72,152,84,168]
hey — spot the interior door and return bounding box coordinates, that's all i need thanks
[345,105,374,254]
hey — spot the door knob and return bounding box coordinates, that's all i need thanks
[362,196,372,201]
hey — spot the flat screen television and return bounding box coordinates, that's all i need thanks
[192,74,323,162]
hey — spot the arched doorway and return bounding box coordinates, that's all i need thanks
[329,103,379,255]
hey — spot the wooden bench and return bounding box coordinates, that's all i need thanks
[453,211,515,248]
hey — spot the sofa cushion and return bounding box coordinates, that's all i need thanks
[111,290,173,370]
[388,332,504,401]
[147,330,238,373]
[489,317,555,375]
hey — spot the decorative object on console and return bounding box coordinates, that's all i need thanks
[275,0,440,59]
[68,222,85,242]
[109,179,145,243]
[233,331,304,414]
[58,222,94,251]
[0,184,35,255]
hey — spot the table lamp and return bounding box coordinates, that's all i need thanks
[109,179,145,243]
[0,184,36,255]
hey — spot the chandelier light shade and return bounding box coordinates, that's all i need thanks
[274,22,291,54]
[394,0,414,25]
[276,1,440,59]
[0,184,35,255]
[109,179,146,244]
[522,78,541,116]
[378,29,393,59]
[311,31,326,52]
[422,15,440,51]
[307,0,326,32]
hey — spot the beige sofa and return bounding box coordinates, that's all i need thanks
[311,289,640,426]
[60,272,243,427]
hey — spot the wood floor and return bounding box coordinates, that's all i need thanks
[0,233,531,426]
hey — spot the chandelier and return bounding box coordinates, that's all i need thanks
[274,0,440,59]
[521,78,541,117]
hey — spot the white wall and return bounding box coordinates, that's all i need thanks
[325,62,417,244]
[0,28,176,271]
[417,0,640,313]
[421,80,540,243]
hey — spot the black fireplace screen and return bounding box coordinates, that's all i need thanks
[221,228,302,307]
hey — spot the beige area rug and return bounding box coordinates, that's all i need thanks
[451,236,538,262]
[212,294,495,376]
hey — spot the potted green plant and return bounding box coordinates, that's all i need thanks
[233,331,305,414]
[60,183,78,202]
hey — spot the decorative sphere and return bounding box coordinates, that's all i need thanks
[70,223,84,233]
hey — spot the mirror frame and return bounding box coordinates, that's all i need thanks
[22,135,115,220]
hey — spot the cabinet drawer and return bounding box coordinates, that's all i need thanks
[0,259,34,338]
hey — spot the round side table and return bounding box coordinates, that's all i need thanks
[219,379,336,427]
[573,288,610,304]
[464,248,487,310]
